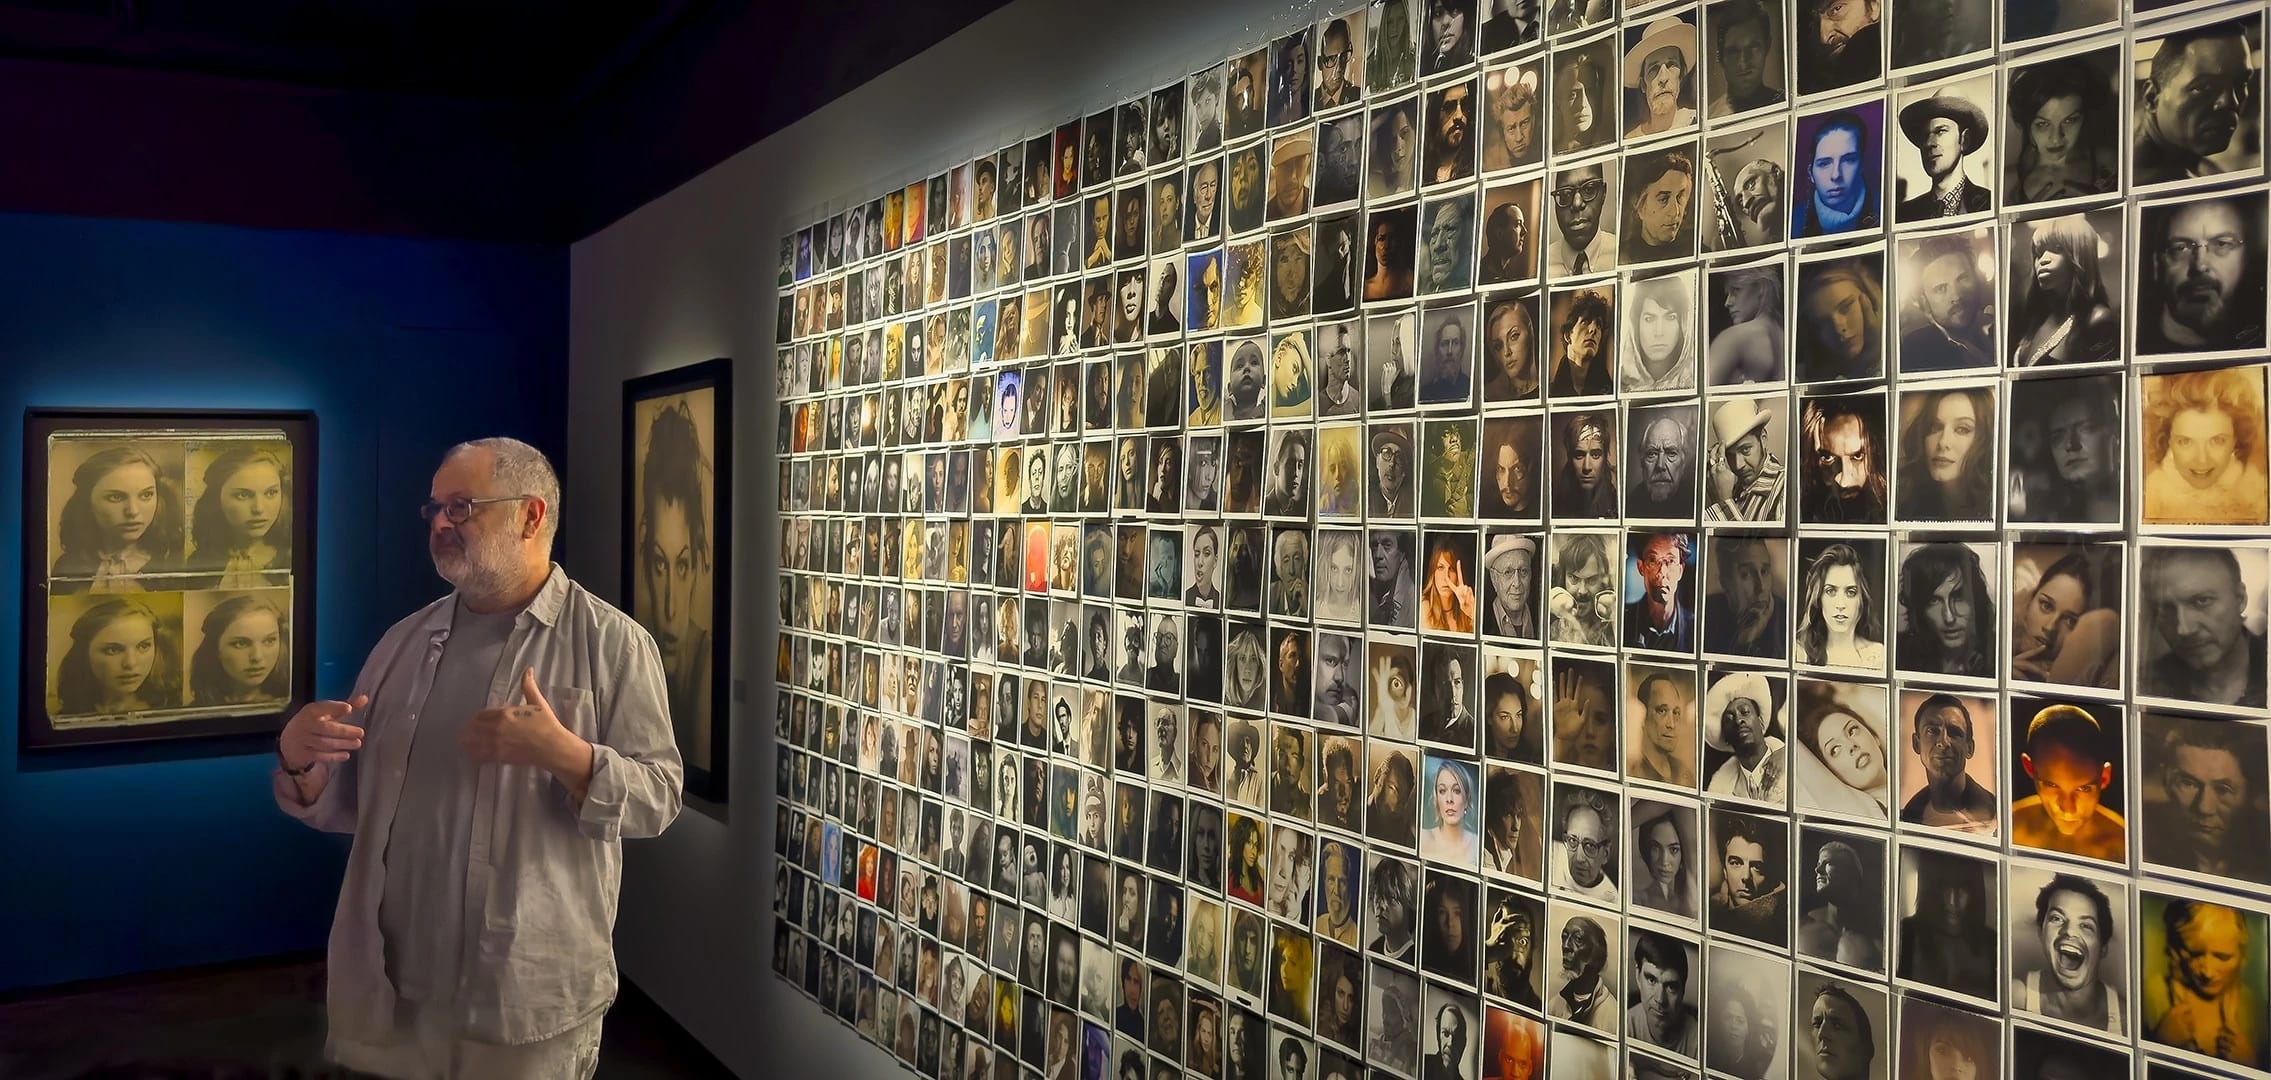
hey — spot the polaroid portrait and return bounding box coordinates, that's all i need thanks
[1894,842,2003,1006]
[1696,667,1788,808]
[1545,286,1617,403]
[2133,10,2266,192]
[1544,158,1619,280]
[2141,710,2271,891]
[1482,764,1544,881]
[1366,96,1422,203]
[1365,960,1421,1076]
[1225,47,1269,145]
[1892,228,1997,377]
[1417,530,1479,637]
[1271,330,1317,421]
[1420,651,1482,771]
[1226,144,1266,238]
[1310,323,1362,422]
[1782,678,1890,824]
[1628,797,1701,923]
[1796,389,1887,525]
[2007,209,2123,368]
[1478,182,1543,291]
[1366,312,1420,416]
[1703,942,1790,1076]
[1482,61,1544,174]
[1547,408,1618,520]
[1478,416,1542,523]
[2009,542,2125,693]
[2137,540,2271,713]
[1791,101,1886,240]
[1619,273,1698,400]
[1893,688,2001,838]
[1549,33,1619,158]
[1700,0,1787,121]
[1893,540,1999,684]
[1792,0,1882,97]
[2008,707,2131,871]
[1365,425,1419,525]
[1422,78,1478,193]
[1544,899,1621,1033]
[1268,526,1315,622]
[2007,374,2107,526]
[1702,806,1788,949]
[1702,393,1788,525]
[1629,406,1714,529]
[2139,364,2271,529]
[1181,434,1222,513]
[1476,532,1542,648]
[1701,535,1788,665]
[1796,824,1889,975]
[1544,530,1616,649]
[1269,26,1317,132]
[1416,306,1477,412]
[1421,867,1482,983]
[1418,191,1478,297]
[1313,527,1368,627]
[1483,1009,1546,1080]
[1553,775,1626,912]
[1187,161,1226,251]
[1790,535,1884,670]
[1622,12,1699,142]
[1707,117,1789,262]
[1623,530,1697,653]
[1791,971,1889,1080]
[1701,259,1788,387]
[1546,657,1617,774]
[2135,190,2271,360]
[1315,424,1364,520]
[1316,116,1366,215]
[2003,43,2122,207]
[1314,214,1362,318]
[1366,632,1421,741]
[2143,884,2271,1074]
[1267,132,1316,226]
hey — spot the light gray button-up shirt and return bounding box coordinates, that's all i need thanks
[275,565,685,1045]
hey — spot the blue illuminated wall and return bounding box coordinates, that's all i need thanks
[0,211,564,992]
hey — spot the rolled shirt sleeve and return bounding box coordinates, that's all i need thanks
[573,620,685,842]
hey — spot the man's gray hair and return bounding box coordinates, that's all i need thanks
[450,437,561,546]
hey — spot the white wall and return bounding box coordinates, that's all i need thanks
[565,0,1321,1072]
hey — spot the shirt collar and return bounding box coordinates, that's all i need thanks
[422,563,568,636]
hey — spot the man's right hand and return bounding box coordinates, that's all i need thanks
[279,695,370,772]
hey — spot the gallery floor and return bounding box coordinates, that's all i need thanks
[0,954,736,1079]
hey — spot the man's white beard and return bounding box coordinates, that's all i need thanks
[434,531,524,601]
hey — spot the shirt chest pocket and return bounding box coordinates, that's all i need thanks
[542,683,597,740]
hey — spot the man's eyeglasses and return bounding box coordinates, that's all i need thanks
[2163,236,2246,263]
[1562,835,1609,859]
[1551,179,1609,208]
[419,495,531,524]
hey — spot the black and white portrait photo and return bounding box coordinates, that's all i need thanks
[2004,46,2121,207]
[1550,34,1618,158]
[1482,61,1542,173]
[2135,190,2269,358]
[1793,252,1885,384]
[2136,541,2269,712]
[2133,13,2265,189]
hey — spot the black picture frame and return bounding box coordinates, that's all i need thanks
[20,407,319,752]
[623,358,734,803]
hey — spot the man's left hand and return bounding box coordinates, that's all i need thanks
[463,669,588,782]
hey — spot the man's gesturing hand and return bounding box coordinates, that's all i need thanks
[462,668,576,767]
[279,695,369,771]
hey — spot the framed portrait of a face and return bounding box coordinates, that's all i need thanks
[26,409,317,751]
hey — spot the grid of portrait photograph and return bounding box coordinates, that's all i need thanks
[39,433,298,730]
[764,0,2271,1076]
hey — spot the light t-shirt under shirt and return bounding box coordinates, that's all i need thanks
[378,599,519,1005]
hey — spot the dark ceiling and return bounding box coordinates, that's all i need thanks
[0,0,1013,242]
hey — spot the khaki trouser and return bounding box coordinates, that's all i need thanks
[326,1000,605,1080]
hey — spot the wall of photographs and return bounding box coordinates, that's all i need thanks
[765,0,2271,1075]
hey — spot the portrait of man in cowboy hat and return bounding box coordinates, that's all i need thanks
[1893,83,1995,222]
[1705,395,1787,523]
[1624,15,1698,139]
